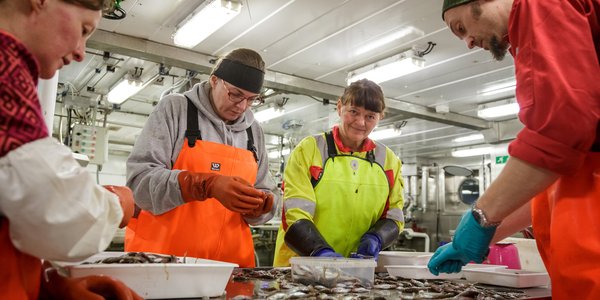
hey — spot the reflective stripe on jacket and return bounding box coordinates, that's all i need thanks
[273,131,404,266]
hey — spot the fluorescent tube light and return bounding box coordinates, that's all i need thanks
[479,79,516,96]
[173,0,242,48]
[451,146,493,157]
[347,50,425,85]
[369,128,402,140]
[477,101,519,119]
[107,73,160,104]
[107,79,144,104]
[355,26,424,56]
[253,106,285,123]
[453,133,484,143]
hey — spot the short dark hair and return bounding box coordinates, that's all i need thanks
[340,79,386,114]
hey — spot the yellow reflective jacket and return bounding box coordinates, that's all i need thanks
[273,130,404,266]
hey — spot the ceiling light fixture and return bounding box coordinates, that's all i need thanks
[477,98,520,119]
[478,79,516,96]
[369,127,402,140]
[355,26,424,56]
[254,106,285,123]
[347,49,425,85]
[451,146,493,157]
[107,68,158,104]
[107,78,143,104]
[369,121,407,140]
[453,133,484,143]
[173,0,242,48]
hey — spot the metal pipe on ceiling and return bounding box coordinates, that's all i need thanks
[88,30,494,131]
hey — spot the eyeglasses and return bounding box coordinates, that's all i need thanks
[342,106,380,123]
[221,79,264,106]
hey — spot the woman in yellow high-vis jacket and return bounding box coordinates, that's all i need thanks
[273,79,405,266]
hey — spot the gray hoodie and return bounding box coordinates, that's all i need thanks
[126,81,278,225]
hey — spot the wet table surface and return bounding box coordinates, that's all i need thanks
[213,268,552,300]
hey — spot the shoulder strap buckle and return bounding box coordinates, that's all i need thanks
[184,96,201,147]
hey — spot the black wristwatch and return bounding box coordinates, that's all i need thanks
[471,206,500,228]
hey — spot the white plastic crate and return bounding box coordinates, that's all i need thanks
[67,252,237,299]
[463,268,550,288]
[376,251,433,272]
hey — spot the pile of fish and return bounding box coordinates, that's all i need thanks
[84,252,178,264]
[292,263,370,288]
[232,268,526,299]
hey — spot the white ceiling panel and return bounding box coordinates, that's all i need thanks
[56,0,522,161]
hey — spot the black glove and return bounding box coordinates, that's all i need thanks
[362,219,400,252]
[284,219,337,256]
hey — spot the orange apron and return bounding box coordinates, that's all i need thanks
[531,152,600,298]
[125,98,258,267]
[0,218,42,300]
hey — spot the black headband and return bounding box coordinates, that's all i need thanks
[213,59,265,94]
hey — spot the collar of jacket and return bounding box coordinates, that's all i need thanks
[331,125,376,153]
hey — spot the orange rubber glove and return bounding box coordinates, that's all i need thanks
[244,192,274,218]
[177,171,264,214]
[103,185,135,228]
[39,267,142,300]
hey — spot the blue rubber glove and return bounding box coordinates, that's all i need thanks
[427,243,467,275]
[312,248,344,258]
[356,233,382,259]
[428,210,496,275]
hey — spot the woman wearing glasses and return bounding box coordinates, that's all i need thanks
[125,48,278,267]
[273,79,404,266]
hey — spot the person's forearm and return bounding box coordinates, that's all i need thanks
[0,138,122,261]
[491,201,531,243]
[478,157,558,223]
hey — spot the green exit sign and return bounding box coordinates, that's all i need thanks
[495,155,509,164]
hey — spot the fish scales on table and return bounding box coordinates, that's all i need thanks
[230,268,527,299]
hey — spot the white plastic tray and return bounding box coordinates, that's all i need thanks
[67,252,238,299]
[462,264,508,279]
[463,268,550,288]
[376,251,433,272]
[386,265,463,280]
[463,263,508,271]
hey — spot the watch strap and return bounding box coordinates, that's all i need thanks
[472,206,500,227]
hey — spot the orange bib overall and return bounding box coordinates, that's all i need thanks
[0,218,41,300]
[531,152,600,298]
[125,98,258,267]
